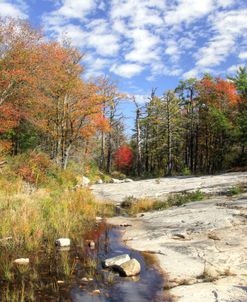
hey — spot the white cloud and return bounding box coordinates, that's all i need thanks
[165,0,214,26]
[125,29,160,64]
[239,52,247,60]
[0,0,28,18]
[196,37,235,67]
[41,0,247,80]
[133,94,148,104]
[182,68,199,79]
[110,63,144,78]
[227,64,245,74]
[183,9,247,78]
[55,0,96,20]
[164,0,235,26]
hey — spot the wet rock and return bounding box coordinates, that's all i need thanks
[88,240,95,249]
[92,289,101,295]
[117,258,141,277]
[96,216,103,222]
[55,238,71,247]
[120,223,132,227]
[103,254,130,268]
[14,258,29,265]
[81,277,93,282]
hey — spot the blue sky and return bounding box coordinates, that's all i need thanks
[1,0,247,132]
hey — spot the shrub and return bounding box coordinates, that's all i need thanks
[227,185,243,196]
[182,167,191,176]
[111,171,126,180]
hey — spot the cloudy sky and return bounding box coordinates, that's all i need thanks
[1,0,247,125]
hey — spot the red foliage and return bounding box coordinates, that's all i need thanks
[114,145,133,170]
[17,152,52,184]
[197,77,239,108]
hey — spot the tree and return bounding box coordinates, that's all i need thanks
[114,145,133,171]
[176,78,199,173]
[96,77,125,173]
[161,90,183,175]
[196,76,238,172]
[228,66,247,164]
[132,96,142,176]
[0,18,110,168]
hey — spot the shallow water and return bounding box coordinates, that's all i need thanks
[70,225,168,302]
[0,224,170,301]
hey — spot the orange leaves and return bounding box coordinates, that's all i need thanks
[0,102,20,133]
[197,77,239,108]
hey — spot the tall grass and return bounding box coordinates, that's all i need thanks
[0,152,114,300]
[123,190,205,215]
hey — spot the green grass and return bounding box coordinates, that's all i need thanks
[122,190,205,215]
[227,185,244,196]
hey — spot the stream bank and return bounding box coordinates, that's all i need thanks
[0,222,169,302]
[108,192,247,302]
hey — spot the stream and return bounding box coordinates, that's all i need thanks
[69,224,169,302]
[0,223,171,301]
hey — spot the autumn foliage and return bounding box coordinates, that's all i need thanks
[114,145,133,170]
[0,18,110,166]
[197,76,239,108]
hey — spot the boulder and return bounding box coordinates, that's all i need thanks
[56,238,71,247]
[125,178,133,183]
[88,240,95,249]
[118,258,141,277]
[82,176,90,187]
[96,179,103,184]
[96,216,103,222]
[103,254,130,268]
[14,258,29,265]
[110,178,123,184]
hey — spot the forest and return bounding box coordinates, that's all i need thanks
[0,15,247,302]
[1,18,247,179]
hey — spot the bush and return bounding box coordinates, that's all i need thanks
[111,171,126,180]
[182,167,191,176]
[123,190,205,215]
[227,185,243,196]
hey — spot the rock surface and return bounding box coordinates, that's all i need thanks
[108,192,247,302]
[118,258,141,277]
[81,176,90,186]
[92,172,247,204]
[55,238,71,247]
[103,254,131,268]
[13,258,29,265]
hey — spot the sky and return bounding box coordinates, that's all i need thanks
[1,0,247,132]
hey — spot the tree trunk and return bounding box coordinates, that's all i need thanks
[136,108,142,176]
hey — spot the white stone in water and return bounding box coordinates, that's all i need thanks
[118,258,141,277]
[89,240,95,249]
[96,216,103,222]
[103,254,131,268]
[14,258,29,265]
[56,238,71,247]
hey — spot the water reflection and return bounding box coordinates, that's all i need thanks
[70,226,169,302]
